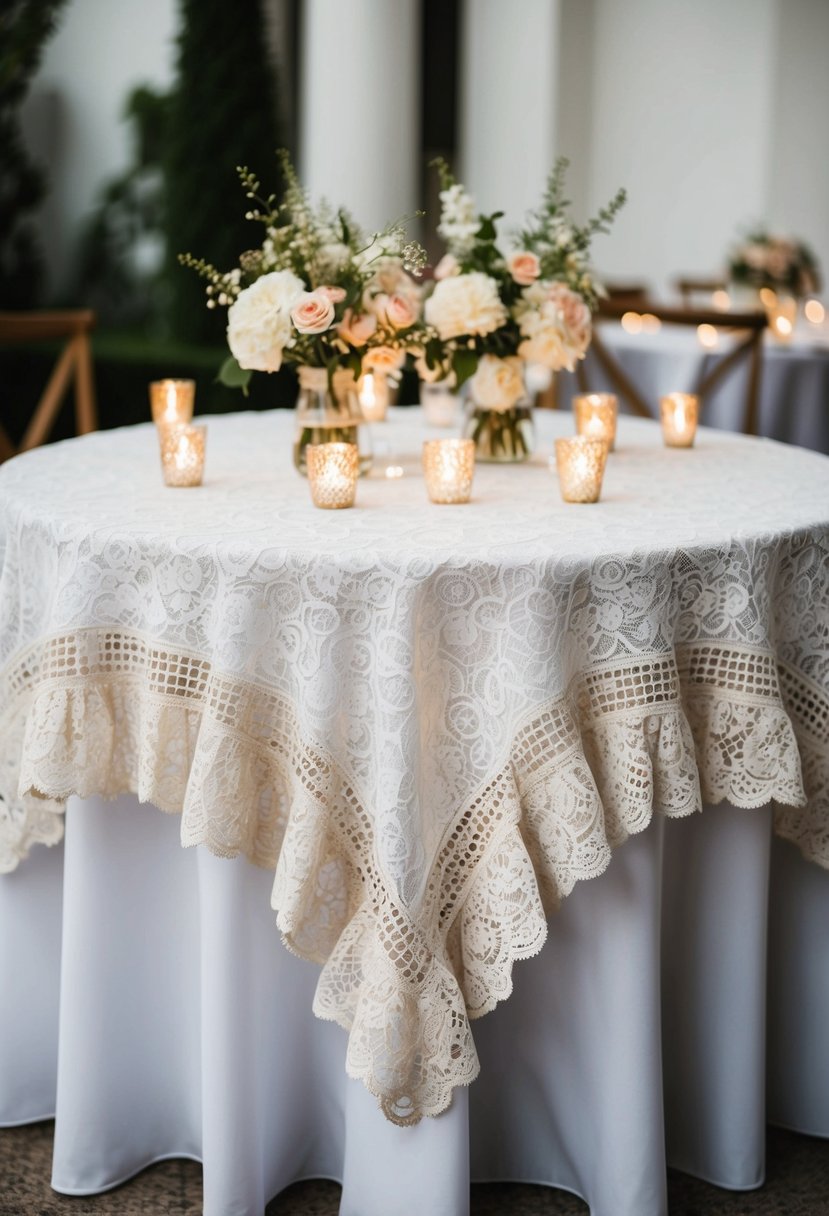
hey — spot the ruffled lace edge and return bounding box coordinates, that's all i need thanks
[0,633,826,1124]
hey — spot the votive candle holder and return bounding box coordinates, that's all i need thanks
[422,438,475,504]
[150,378,195,428]
[307,442,359,509]
[358,371,389,422]
[573,392,618,450]
[160,423,206,487]
[660,393,699,447]
[554,436,608,503]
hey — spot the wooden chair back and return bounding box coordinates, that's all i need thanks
[0,310,98,463]
[576,300,768,435]
[674,276,727,306]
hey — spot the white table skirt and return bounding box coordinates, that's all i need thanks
[1,796,826,1216]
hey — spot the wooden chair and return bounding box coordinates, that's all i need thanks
[576,300,768,435]
[674,276,727,306]
[0,310,98,463]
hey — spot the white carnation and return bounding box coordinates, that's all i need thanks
[469,355,525,412]
[226,270,306,373]
[424,272,507,341]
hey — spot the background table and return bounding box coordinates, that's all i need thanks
[1,409,828,1215]
[559,320,829,452]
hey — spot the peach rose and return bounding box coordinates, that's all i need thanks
[546,282,592,351]
[363,344,406,373]
[318,285,346,303]
[291,291,335,334]
[508,251,541,287]
[384,293,417,330]
[434,253,460,280]
[338,308,378,347]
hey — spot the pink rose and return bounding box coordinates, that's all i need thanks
[338,308,378,347]
[385,293,417,330]
[291,291,335,334]
[318,285,346,303]
[508,251,541,287]
[434,253,460,281]
[547,281,592,350]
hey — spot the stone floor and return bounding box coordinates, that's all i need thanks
[0,1121,827,1214]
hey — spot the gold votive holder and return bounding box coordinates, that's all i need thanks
[422,438,475,504]
[306,442,359,509]
[160,423,206,487]
[150,378,195,427]
[554,436,608,503]
[573,392,618,450]
[660,393,699,447]
[358,372,389,422]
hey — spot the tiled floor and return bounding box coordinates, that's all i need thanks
[0,1121,827,1214]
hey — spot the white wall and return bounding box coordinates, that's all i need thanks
[22,0,178,296]
[583,0,779,294]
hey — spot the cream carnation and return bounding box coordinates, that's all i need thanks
[424,272,507,341]
[469,355,525,412]
[291,290,336,334]
[227,270,305,373]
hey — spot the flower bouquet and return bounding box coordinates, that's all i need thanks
[420,159,625,462]
[727,229,821,300]
[180,151,426,473]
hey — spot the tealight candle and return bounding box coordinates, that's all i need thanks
[660,393,699,447]
[805,298,825,325]
[573,392,618,450]
[358,371,388,423]
[306,442,359,509]
[150,379,195,427]
[766,294,797,342]
[422,438,475,504]
[160,423,206,487]
[420,380,459,427]
[554,436,608,503]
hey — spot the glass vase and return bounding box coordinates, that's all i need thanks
[293,367,373,477]
[462,376,535,464]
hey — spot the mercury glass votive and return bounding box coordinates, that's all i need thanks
[573,392,618,450]
[159,423,206,487]
[150,378,195,427]
[306,442,359,509]
[554,436,608,503]
[422,438,475,504]
[660,393,699,447]
[357,371,389,422]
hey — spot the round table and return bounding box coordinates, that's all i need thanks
[1,409,827,1215]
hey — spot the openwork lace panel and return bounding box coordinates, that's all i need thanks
[0,412,827,1124]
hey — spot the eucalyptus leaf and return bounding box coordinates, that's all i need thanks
[218,356,252,394]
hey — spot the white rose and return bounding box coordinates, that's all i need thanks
[469,355,525,412]
[227,270,306,373]
[424,272,507,341]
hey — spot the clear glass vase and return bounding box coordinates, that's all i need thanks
[463,375,535,463]
[293,367,373,477]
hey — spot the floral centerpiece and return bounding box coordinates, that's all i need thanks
[419,159,625,462]
[180,151,426,473]
[727,229,821,301]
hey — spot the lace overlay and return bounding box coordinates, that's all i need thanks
[1,410,828,1124]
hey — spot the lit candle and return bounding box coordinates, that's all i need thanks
[420,380,459,427]
[150,379,195,427]
[554,436,608,503]
[660,393,698,448]
[805,298,825,325]
[306,442,359,509]
[573,393,618,450]
[422,438,475,504]
[766,295,797,342]
[358,372,388,423]
[159,423,206,487]
[696,323,718,349]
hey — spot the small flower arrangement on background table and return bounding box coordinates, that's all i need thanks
[180,151,427,473]
[727,228,821,301]
[420,159,625,462]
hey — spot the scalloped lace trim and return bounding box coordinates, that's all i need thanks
[0,630,825,1124]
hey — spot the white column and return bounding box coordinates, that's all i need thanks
[300,0,419,233]
[460,0,562,233]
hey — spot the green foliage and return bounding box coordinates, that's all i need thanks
[163,0,283,345]
[0,0,68,308]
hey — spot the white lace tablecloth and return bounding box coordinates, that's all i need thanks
[1,408,827,1125]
